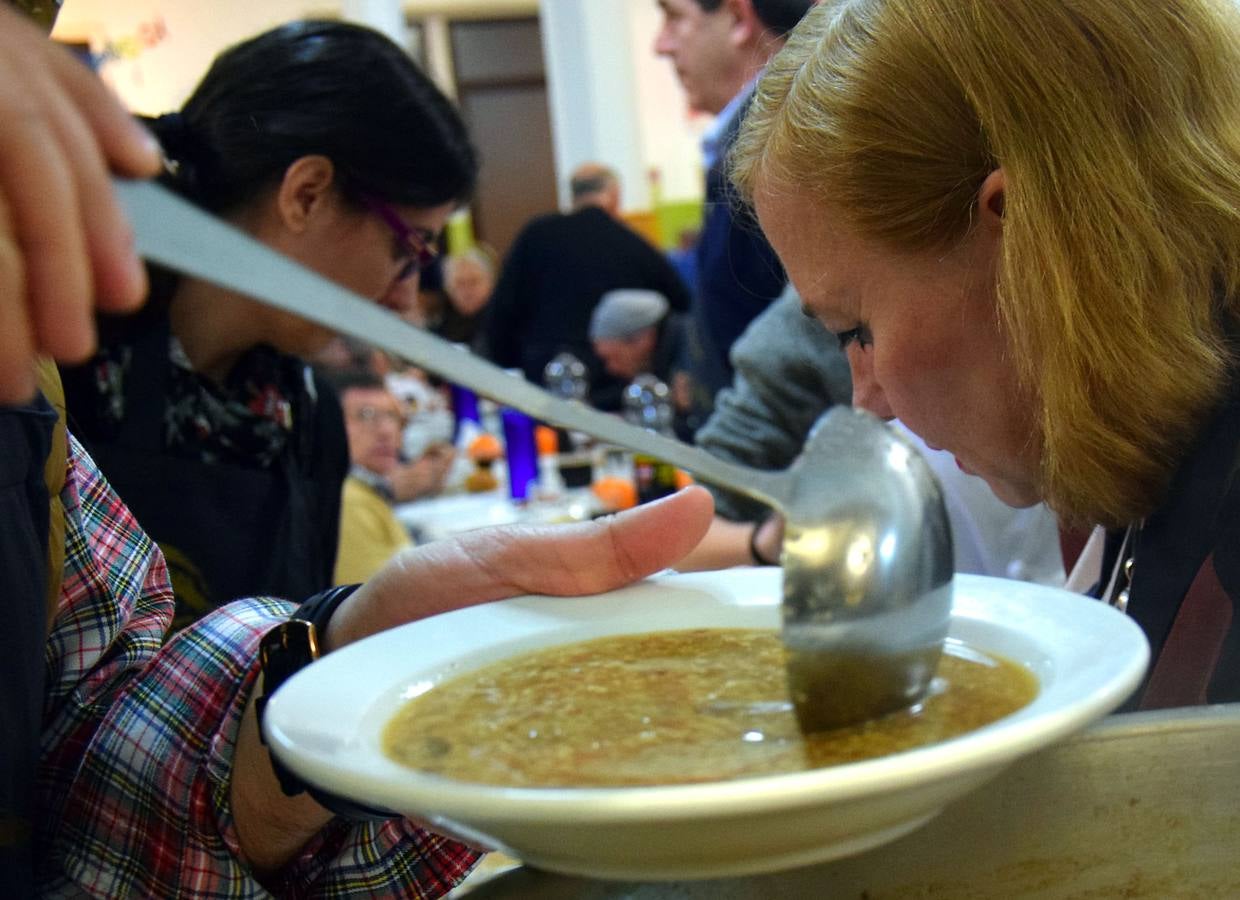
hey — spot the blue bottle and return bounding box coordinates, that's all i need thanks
[450,384,481,442]
[500,407,538,502]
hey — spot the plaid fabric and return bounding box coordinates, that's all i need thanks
[35,435,480,897]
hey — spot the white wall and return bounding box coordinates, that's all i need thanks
[539,0,644,209]
[625,2,710,204]
[538,0,708,210]
[340,0,407,43]
[54,0,323,115]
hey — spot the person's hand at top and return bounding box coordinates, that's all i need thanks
[0,4,161,404]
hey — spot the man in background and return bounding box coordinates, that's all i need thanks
[590,289,685,387]
[654,0,814,418]
[590,288,695,438]
[331,369,451,583]
[484,162,692,412]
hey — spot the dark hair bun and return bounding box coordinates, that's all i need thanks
[150,111,211,203]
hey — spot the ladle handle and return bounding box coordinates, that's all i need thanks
[116,178,786,512]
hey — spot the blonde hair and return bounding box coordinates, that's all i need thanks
[731,0,1240,527]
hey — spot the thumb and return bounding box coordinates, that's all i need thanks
[328,486,716,650]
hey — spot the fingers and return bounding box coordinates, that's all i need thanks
[327,487,716,651]
[46,39,162,179]
[0,6,161,404]
[46,45,157,311]
[570,484,717,591]
[390,458,441,501]
[0,213,35,402]
[0,75,92,367]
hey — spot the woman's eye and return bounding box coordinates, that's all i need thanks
[835,326,871,351]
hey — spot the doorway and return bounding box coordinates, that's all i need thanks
[450,18,558,258]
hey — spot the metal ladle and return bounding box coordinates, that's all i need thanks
[116,178,955,730]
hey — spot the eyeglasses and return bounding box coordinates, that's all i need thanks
[361,194,439,282]
[348,404,406,430]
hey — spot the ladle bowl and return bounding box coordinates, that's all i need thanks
[773,410,954,730]
[117,177,955,729]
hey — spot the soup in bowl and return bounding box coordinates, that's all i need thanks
[262,570,1148,880]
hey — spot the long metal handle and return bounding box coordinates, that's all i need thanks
[114,178,787,511]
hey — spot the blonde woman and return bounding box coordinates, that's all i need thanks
[730,0,1240,709]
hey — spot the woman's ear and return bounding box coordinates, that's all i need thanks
[978,168,1005,228]
[276,155,336,233]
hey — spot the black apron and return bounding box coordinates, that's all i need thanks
[69,320,346,625]
[1100,369,1240,708]
[0,394,56,897]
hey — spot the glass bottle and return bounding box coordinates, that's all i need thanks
[623,375,679,504]
[542,352,589,402]
[543,351,593,485]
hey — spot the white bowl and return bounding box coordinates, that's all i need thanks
[263,570,1149,880]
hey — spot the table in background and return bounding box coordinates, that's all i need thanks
[395,487,603,544]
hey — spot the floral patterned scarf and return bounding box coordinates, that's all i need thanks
[86,336,304,468]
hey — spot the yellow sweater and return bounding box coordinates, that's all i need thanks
[333,476,413,585]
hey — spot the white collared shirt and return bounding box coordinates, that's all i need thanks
[701,76,760,169]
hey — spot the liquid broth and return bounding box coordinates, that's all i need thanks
[382,628,1038,787]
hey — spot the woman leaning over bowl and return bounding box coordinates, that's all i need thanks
[730,0,1240,708]
[60,21,477,627]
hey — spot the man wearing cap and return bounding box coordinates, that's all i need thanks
[590,288,692,439]
[590,289,685,383]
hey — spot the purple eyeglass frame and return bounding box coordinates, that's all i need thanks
[361,194,439,281]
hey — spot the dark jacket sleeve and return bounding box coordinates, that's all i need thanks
[694,290,852,521]
[483,229,529,368]
[311,371,349,586]
[648,243,693,313]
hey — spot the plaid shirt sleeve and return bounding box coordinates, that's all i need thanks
[36,435,481,898]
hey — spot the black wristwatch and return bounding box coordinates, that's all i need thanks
[749,515,780,566]
[257,584,394,821]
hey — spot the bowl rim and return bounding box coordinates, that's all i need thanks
[264,571,1150,823]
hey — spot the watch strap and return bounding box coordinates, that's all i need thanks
[749,515,779,566]
[257,584,394,820]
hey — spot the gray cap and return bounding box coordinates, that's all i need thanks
[589,289,669,340]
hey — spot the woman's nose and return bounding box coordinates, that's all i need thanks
[848,348,895,420]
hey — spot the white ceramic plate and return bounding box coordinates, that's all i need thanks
[263,570,1149,880]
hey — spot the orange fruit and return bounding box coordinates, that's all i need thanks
[591,475,638,511]
[467,432,503,462]
[534,425,560,457]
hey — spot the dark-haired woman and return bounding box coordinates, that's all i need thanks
[61,20,476,626]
